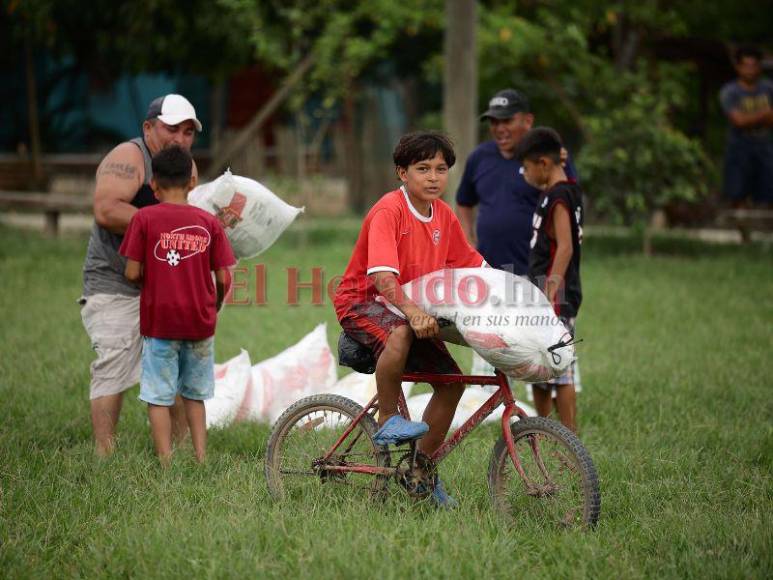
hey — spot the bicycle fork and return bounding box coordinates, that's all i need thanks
[502,401,556,495]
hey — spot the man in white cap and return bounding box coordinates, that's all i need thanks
[80,94,202,456]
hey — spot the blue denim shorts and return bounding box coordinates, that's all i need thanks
[140,337,215,406]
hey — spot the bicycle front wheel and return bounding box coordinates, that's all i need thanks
[488,417,600,529]
[265,394,390,501]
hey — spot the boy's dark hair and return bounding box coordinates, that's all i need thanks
[151,145,193,189]
[735,45,762,63]
[393,131,456,169]
[515,127,563,164]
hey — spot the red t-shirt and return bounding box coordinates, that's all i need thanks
[334,187,485,318]
[120,203,236,340]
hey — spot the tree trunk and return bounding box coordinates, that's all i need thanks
[209,81,226,157]
[443,0,478,198]
[24,35,44,190]
[204,54,314,180]
[612,13,640,72]
[342,88,365,214]
[296,112,309,248]
[642,222,653,256]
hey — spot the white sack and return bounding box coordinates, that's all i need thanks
[406,389,536,430]
[205,349,253,428]
[385,268,576,382]
[189,169,303,259]
[328,371,414,407]
[247,323,337,423]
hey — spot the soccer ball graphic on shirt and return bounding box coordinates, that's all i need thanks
[154,225,211,267]
[165,249,181,266]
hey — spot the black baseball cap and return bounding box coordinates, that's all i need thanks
[480,89,530,121]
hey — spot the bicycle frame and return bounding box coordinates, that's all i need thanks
[320,370,531,480]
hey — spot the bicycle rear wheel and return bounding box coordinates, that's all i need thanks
[265,394,390,501]
[488,417,600,529]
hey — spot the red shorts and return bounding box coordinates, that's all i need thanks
[339,301,461,375]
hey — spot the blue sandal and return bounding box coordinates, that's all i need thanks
[372,415,429,446]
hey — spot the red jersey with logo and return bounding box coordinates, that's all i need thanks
[334,187,485,319]
[120,203,236,340]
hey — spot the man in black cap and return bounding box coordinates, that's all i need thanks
[80,94,202,456]
[456,88,580,388]
[456,88,577,274]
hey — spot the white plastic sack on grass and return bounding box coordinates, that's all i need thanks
[247,323,337,423]
[328,371,414,407]
[205,349,253,428]
[313,372,412,429]
[383,268,576,382]
[328,371,377,407]
[189,169,303,259]
[406,389,536,430]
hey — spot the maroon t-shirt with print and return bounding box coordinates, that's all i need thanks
[120,203,236,340]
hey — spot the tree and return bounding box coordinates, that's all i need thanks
[577,86,713,254]
[475,1,722,251]
[3,0,255,81]
[225,0,446,210]
[2,0,256,162]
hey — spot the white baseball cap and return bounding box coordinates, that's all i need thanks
[145,94,202,132]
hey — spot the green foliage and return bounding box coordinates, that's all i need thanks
[230,0,444,106]
[4,0,255,80]
[476,0,695,133]
[578,84,713,226]
[477,1,716,226]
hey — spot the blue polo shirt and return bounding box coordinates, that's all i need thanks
[455,140,577,274]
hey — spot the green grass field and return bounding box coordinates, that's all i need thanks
[1,223,771,578]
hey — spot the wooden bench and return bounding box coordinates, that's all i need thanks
[717,208,773,243]
[0,191,92,237]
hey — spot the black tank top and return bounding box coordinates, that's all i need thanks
[527,181,583,318]
[130,137,158,209]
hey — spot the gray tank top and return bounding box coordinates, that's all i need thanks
[82,137,157,297]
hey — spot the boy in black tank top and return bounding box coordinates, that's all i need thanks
[516,127,584,432]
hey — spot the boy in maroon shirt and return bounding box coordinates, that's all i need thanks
[120,146,235,464]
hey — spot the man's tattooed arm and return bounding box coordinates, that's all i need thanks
[98,162,138,180]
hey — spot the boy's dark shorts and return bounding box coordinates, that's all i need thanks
[339,301,461,375]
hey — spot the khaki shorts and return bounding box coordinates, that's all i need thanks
[80,293,141,399]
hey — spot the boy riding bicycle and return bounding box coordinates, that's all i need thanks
[333,132,486,508]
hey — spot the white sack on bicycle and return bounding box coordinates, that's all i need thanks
[381,268,576,382]
[189,169,303,259]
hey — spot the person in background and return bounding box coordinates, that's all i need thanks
[80,94,202,455]
[719,46,773,207]
[455,88,577,275]
[455,88,580,389]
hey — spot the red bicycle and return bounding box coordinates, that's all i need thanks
[265,332,600,528]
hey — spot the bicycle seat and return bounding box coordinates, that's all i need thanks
[337,332,376,374]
